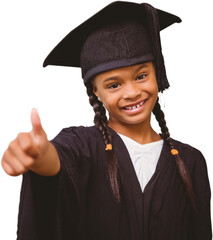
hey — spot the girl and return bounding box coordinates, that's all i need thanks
[1,1,212,240]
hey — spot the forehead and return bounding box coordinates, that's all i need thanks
[93,62,154,81]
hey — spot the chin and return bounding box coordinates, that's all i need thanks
[121,114,151,126]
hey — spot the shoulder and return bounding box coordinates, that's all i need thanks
[171,138,207,173]
[51,125,105,160]
[55,125,101,139]
[51,125,103,148]
[171,138,203,157]
[171,140,211,199]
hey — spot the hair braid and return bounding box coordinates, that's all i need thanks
[86,83,120,202]
[153,97,196,209]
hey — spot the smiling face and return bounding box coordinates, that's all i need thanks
[92,62,158,131]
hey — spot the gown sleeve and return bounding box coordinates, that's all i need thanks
[192,150,212,239]
[17,126,92,240]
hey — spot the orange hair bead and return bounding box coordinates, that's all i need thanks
[105,144,112,151]
[171,149,179,156]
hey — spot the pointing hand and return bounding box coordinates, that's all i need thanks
[1,109,49,176]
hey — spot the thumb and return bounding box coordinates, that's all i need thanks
[31,108,44,136]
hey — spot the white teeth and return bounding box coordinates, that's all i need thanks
[125,101,145,110]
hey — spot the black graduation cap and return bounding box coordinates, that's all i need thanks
[43,1,181,92]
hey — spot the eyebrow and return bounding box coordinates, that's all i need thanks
[103,75,121,83]
[135,63,149,72]
[103,64,149,83]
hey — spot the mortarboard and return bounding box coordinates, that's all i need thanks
[43,1,181,92]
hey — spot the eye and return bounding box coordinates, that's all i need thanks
[137,74,147,80]
[108,83,120,89]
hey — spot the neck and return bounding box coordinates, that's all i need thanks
[108,115,162,144]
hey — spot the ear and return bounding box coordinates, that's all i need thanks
[93,85,99,98]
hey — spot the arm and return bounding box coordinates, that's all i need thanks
[1,108,60,177]
[192,151,212,239]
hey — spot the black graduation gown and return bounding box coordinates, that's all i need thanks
[17,126,212,240]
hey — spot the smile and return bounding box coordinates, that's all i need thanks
[121,99,147,115]
[123,101,145,110]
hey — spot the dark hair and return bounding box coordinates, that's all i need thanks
[86,83,120,202]
[86,83,195,208]
[152,98,196,209]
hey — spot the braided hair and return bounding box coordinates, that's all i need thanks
[152,97,196,209]
[86,83,120,202]
[86,82,195,208]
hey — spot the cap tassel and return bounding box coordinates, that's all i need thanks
[142,3,170,92]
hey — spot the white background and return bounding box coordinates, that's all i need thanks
[0,0,212,239]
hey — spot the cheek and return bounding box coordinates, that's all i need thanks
[143,79,158,96]
[142,78,158,108]
[103,96,117,109]
[151,82,159,96]
[148,80,159,107]
[99,93,120,112]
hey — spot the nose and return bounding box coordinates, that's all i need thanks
[122,82,141,100]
